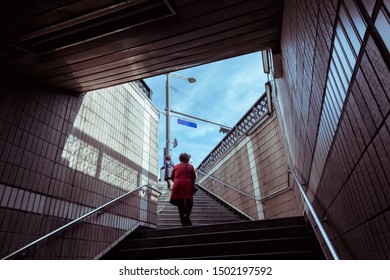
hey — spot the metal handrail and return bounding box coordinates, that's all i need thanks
[258,185,290,203]
[196,183,254,220]
[289,169,340,260]
[196,169,258,201]
[196,169,290,202]
[2,184,161,260]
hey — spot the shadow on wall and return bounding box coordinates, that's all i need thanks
[0,83,158,259]
[61,127,155,194]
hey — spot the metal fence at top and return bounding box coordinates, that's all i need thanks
[197,90,272,174]
[132,80,153,99]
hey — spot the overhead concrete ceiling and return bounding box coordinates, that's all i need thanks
[0,0,283,94]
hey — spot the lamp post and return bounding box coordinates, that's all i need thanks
[165,73,196,159]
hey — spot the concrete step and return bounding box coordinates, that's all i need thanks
[111,236,321,260]
[123,225,312,248]
[156,187,246,228]
[158,210,237,216]
[140,217,308,239]
[157,213,241,220]
[100,216,326,260]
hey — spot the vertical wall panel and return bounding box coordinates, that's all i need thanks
[198,115,300,220]
[275,0,390,259]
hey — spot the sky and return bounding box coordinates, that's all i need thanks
[144,51,268,171]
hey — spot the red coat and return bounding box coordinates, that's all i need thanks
[170,162,196,201]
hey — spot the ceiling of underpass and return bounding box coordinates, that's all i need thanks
[0,0,283,94]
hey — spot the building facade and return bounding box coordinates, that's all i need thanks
[0,81,159,259]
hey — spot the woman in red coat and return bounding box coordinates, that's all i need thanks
[170,153,196,226]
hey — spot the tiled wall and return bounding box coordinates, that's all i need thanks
[0,82,159,259]
[198,114,301,220]
[275,0,389,259]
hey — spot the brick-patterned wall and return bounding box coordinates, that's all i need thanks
[198,114,301,220]
[275,0,389,259]
[0,82,159,259]
[251,115,301,218]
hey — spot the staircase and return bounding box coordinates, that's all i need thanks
[157,183,247,228]
[100,183,325,260]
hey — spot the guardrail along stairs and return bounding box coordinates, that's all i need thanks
[156,184,247,228]
[101,185,325,260]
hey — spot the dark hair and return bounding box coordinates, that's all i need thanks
[179,153,191,163]
[165,155,171,160]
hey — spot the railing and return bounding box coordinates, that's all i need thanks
[131,80,153,99]
[195,183,254,221]
[289,169,340,260]
[196,169,290,203]
[2,184,161,260]
[198,90,272,173]
[196,169,258,201]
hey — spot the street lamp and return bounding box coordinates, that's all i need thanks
[165,73,196,158]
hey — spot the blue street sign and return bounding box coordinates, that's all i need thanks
[177,118,197,128]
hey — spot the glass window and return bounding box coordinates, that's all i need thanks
[324,94,338,131]
[339,5,362,55]
[326,83,338,115]
[343,0,367,39]
[334,33,354,78]
[331,51,350,98]
[337,20,359,64]
[327,70,344,112]
[375,7,390,52]
[322,109,336,147]
[320,122,332,154]
[326,88,341,127]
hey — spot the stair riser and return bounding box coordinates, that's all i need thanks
[158,210,237,216]
[157,214,241,219]
[135,218,307,239]
[177,251,324,260]
[115,238,319,259]
[158,209,236,214]
[126,226,312,248]
[156,220,241,226]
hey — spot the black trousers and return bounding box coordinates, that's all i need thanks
[165,179,172,189]
[171,198,193,226]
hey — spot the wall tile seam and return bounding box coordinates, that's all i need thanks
[308,3,376,197]
[251,148,286,167]
[331,211,390,257]
[332,186,384,238]
[0,185,151,230]
[262,199,298,212]
[356,56,389,118]
[260,174,289,187]
[319,110,390,215]
[251,133,283,151]
[252,146,287,164]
